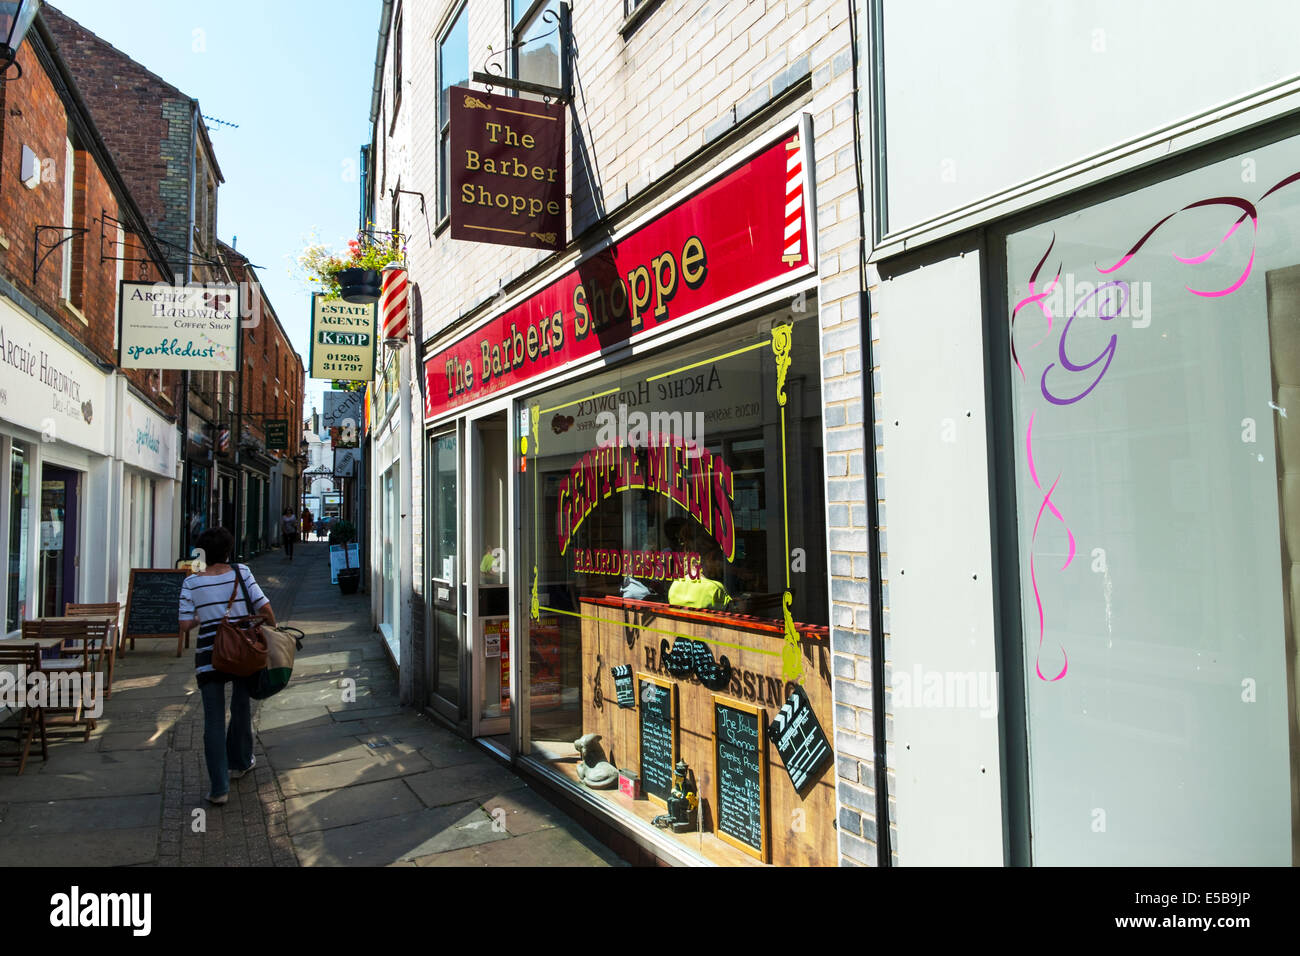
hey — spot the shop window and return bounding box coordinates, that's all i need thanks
[519,308,832,865]
[1004,131,1300,864]
[437,3,468,221]
[60,139,73,302]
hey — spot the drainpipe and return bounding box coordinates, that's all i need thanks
[848,0,892,867]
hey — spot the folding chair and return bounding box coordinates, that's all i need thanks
[23,620,96,742]
[64,603,122,700]
[0,641,48,774]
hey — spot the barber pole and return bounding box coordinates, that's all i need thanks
[380,264,409,346]
[782,135,803,266]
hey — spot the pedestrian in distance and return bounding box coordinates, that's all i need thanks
[281,507,299,559]
[178,527,276,805]
[301,507,314,541]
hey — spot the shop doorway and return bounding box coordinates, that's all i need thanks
[39,465,79,616]
[428,428,462,721]
[468,409,511,740]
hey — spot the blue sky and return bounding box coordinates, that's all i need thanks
[51,0,381,418]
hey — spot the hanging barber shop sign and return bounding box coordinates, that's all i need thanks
[449,86,566,251]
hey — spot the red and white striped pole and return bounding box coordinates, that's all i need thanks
[380,263,409,347]
[782,134,803,266]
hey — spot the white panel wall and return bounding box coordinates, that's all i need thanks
[881,0,1300,231]
[874,249,1003,865]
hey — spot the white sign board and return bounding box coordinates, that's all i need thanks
[118,282,238,371]
[329,544,360,584]
[120,391,177,479]
[0,298,110,454]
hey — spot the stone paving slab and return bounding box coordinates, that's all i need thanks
[412,824,622,867]
[277,751,434,798]
[404,761,528,809]
[285,777,424,835]
[291,802,509,866]
[0,793,161,834]
[0,826,161,866]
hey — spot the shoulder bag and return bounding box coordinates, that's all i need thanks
[211,566,269,677]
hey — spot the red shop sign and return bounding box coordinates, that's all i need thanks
[424,127,812,420]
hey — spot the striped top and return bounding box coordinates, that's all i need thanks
[179,565,269,682]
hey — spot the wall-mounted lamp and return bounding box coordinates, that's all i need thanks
[0,0,42,83]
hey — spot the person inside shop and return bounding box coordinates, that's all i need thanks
[663,512,732,611]
[301,507,314,541]
[281,508,299,560]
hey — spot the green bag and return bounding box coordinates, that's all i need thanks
[247,625,304,700]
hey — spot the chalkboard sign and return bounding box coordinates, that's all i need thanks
[637,674,677,806]
[713,696,768,862]
[769,689,833,793]
[612,665,635,709]
[123,569,189,657]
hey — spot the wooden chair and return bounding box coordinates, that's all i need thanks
[22,619,96,742]
[0,641,49,773]
[64,602,122,700]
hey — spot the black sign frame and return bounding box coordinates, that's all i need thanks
[266,419,289,451]
[122,568,190,657]
[712,694,769,862]
[637,673,678,808]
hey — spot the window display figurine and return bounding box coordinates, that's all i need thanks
[574,733,619,789]
[653,759,699,833]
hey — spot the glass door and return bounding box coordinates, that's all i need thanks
[469,408,511,739]
[428,428,462,720]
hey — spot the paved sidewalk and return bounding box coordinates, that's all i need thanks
[0,540,622,868]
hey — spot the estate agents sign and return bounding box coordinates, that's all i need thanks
[309,295,376,382]
[449,86,565,251]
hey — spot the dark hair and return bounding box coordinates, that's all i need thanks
[195,527,234,565]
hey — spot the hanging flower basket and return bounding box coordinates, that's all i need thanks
[336,268,382,304]
[296,229,406,302]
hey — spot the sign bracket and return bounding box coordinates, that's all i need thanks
[471,0,572,104]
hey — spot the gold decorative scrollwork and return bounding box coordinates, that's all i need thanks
[530,566,540,622]
[529,232,557,245]
[464,95,490,110]
[771,322,793,407]
[530,404,540,455]
[781,590,804,683]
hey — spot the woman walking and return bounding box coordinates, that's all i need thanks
[281,507,300,559]
[301,507,314,541]
[178,528,276,805]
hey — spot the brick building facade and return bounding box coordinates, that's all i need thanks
[43,4,304,559]
[0,13,182,637]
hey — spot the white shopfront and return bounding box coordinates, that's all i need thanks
[112,383,180,605]
[0,297,113,634]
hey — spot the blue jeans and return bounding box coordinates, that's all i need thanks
[200,677,253,797]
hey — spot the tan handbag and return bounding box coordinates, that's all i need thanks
[211,567,269,677]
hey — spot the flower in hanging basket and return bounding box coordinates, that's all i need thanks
[296,228,406,302]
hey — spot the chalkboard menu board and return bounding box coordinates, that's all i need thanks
[123,569,188,655]
[637,674,677,806]
[612,665,635,709]
[713,696,768,861]
[769,689,833,793]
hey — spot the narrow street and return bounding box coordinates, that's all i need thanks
[0,540,621,868]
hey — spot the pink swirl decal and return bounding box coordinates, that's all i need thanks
[1024,412,1071,681]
